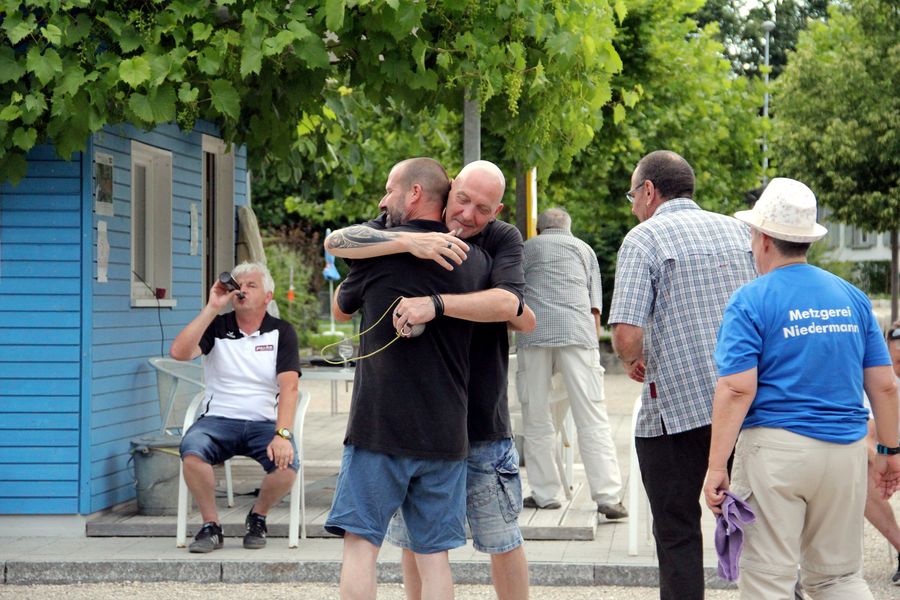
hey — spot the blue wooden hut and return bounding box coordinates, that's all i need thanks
[0,121,247,532]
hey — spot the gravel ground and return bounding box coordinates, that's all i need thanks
[1,573,896,600]
[0,582,743,600]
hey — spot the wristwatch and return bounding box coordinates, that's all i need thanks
[875,443,900,455]
[275,427,293,441]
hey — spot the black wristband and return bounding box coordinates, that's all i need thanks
[876,443,900,456]
[431,294,444,318]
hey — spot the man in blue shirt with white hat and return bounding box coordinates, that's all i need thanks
[704,177,900,598]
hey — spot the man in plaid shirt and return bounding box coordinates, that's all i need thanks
[608,150,755,600]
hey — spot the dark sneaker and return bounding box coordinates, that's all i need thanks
[243,511,267,549]
[189,521,223,553]
[891,553,900,586]
[523,496,562,510]
[597,502,629,519]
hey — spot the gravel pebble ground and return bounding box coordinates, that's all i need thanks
[0,582,743,600]
[0,570,896,600]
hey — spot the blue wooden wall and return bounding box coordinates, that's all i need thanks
[88,122,247,512]
[0,122,247,515]
[0,145,85,514]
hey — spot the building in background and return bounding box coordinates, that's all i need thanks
[0,122,247,533]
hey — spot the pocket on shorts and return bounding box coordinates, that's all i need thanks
[496,451,522,523]
[729,436,755,501]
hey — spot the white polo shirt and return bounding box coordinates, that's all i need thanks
[199,312,301,421]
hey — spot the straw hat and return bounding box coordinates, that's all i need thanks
[734,177,828,243]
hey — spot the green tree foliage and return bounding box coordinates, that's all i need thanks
[542,0,763,319]
[254,0,626,230]
[334,0,624,175]
[0,0,339,182]
[773,0,899,233]
[264,239,321,345]
[279,88,461,228]
[693,0,829,78]
[1,0,624,192]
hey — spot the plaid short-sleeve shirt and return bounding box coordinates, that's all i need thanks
[518,229,603,349]
[608,199,755,437]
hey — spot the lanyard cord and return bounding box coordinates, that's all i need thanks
[321,297,407,365]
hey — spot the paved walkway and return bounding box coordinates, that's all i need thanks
[1,374,898,598]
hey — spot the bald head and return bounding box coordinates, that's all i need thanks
[445,160,506,239]
[456,160,506,197]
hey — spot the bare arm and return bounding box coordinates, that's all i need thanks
[509,303,536,333]
[331,283,353,322]
[275,371,299,433]
[593,309,602,339]
[170,281,237,360]
[704,368,758,514]
[267,370,299,470]
[392,288,521,331]
[325,225,469,271]
[443,288,520,322]
[865,365,900,448]
[611,323,645,382]
[864,365,900,498]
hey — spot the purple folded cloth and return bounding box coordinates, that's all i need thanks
[715,490,756,582]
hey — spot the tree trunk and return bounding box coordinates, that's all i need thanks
[463,90,480,166]
[891,230,898,323]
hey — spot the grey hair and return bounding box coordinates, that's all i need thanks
[232,261,275,294]
[537,207,571,233]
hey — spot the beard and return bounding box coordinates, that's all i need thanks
[384,206,405,228]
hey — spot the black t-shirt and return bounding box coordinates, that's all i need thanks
[338,219,492,460]
[465,220,525,442]
[358,215,526,443]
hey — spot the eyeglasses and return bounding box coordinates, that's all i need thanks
[889,328,900,347]
[626,181,646,204]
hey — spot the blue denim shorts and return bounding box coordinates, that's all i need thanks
[386,438,524,554]
[325,445,467,554]
[179,415,299,473]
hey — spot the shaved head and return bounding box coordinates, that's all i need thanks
[445,160,506,239]
[456,160,506,199]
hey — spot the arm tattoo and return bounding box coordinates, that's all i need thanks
[328,225,399,249]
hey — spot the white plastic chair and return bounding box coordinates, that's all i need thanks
[628,395,654,556]
[175,390,311,548]
[148,357,204,435]
[148,357,236,508]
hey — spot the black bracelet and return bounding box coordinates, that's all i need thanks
[876,443,900,456]
[431,294,444,318]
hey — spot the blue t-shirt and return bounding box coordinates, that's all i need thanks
[715,264,890,444]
